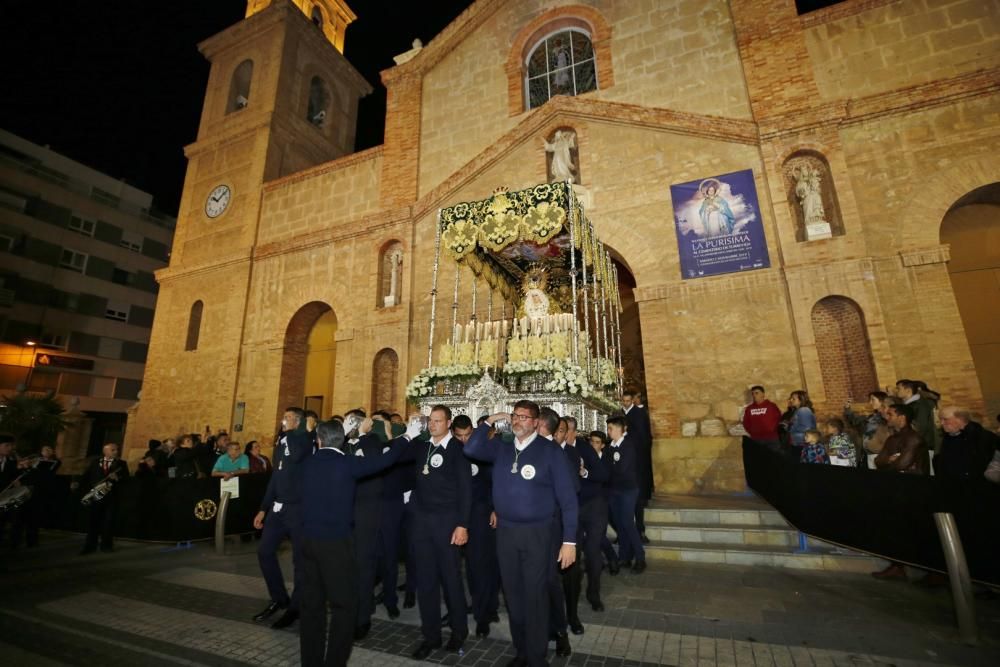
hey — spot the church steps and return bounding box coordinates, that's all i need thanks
[636,495,882,572]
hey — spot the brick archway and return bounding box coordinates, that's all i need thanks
[810,296,877,409]
[277,301,336,423]
[940,182,1000,422]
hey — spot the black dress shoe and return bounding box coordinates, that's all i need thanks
[475,621,490,638]
[631,560,647,574]
[620,559,632,569]
[607,560,620,575]
[488,611,500,623]
[445,633,466,651]
[354,622,371,640]
[100,546,115,553]
[640,533,650,544]
[412,641,442,660]
[589,599,605,612]
[505,658,527,667]
[253,601,284,622]
[386,604,400,619]
[404,591,416,609]
[555,631,572,656]
[569,618,584,635]
[271,609,299,629]
[79,546,96,556]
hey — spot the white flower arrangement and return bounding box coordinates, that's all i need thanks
[405,364,481,400]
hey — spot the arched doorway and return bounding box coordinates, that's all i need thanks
[941,183,1000,421]
[371,348,400,413]
[811,296,878,409]
[277,302,337,421]
[609,253,646,396]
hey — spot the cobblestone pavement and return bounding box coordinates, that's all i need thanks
[0,531,997,666]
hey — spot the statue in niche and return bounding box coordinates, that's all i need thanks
[385,248,403,307]
[792,164,827,226]
[791,161,832,240]
[544,129,577,184]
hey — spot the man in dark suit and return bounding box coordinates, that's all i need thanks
[402,406,472,660]
[622,391,653,543]
[299,418,420,667]
[80,443,130,554]
[0,436,21,547]
[604,416,645,573]
[343,412,389,640]
[253,407,312,629]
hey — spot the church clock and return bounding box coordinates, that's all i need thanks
[205,184,232,218]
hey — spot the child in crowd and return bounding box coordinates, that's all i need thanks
[800,429,829,464]
[823,417,857,467]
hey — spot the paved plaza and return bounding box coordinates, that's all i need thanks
[1,529,998,667]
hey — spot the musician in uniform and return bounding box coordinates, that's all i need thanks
[466,401,578,667]
[299,418,420,667]
[80,443,130,554]
[253,407,312,629]
[403,405,472,660]
[12,444,62,548]
[0,436,21,547]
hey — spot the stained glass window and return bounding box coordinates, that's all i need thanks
[525,29,598,110]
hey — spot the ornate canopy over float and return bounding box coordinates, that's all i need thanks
[406,181,623,430]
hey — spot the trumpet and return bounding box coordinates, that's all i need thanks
[81,469,121,506]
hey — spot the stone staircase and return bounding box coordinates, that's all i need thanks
[637,494,882,572]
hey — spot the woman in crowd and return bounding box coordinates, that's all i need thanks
[785,390,816,452]
[245,441,272,474]
[844,391,892,467]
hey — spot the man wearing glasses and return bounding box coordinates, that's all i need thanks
[464,400,578,667]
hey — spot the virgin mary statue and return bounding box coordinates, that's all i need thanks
[698,179,735,237]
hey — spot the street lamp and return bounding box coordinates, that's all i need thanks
[22,340,37,391]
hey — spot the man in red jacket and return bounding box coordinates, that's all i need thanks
[741,386,782,450]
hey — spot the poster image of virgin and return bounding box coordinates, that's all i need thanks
[670,168,770,280]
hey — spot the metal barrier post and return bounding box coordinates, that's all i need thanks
[215,491,231,556]
[933,512,978,646]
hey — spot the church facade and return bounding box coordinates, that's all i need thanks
[126,0,1000,492]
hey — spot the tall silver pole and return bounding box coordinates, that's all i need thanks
[427,210,443,368]
[933,512,979,645]
[451,264,461,355]
[487,286,493,322]
[470,275,478,322]
[581,221,592,377]
[590,244,602,386]
[567,181,579,364]
[612,263,624,397]
[599,253,611,383]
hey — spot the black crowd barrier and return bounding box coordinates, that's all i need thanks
[742,437,1000,586]
[38,473,270,543]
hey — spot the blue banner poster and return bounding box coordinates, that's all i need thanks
[670,169,771,279]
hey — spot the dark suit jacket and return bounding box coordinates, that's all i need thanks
[624,405,654,498]
[83,457,131,499]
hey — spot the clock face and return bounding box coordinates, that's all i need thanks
[205,185,232,218]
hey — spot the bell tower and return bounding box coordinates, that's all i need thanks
[125,0,370,456]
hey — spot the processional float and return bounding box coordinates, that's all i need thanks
[406,181,623,430]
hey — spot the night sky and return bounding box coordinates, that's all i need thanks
[0,0,841,215]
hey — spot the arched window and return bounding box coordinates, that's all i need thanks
[185,300,203,351]
[525,29,597,110]
[377,240,404,308]
[227,60,254,114]
[310,6,323,27]
[371,348,400,413]
[811,296,877,406]
[306,76,332,128]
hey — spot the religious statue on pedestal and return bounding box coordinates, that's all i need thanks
[792,163,832,240]
[544,129,577,184]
